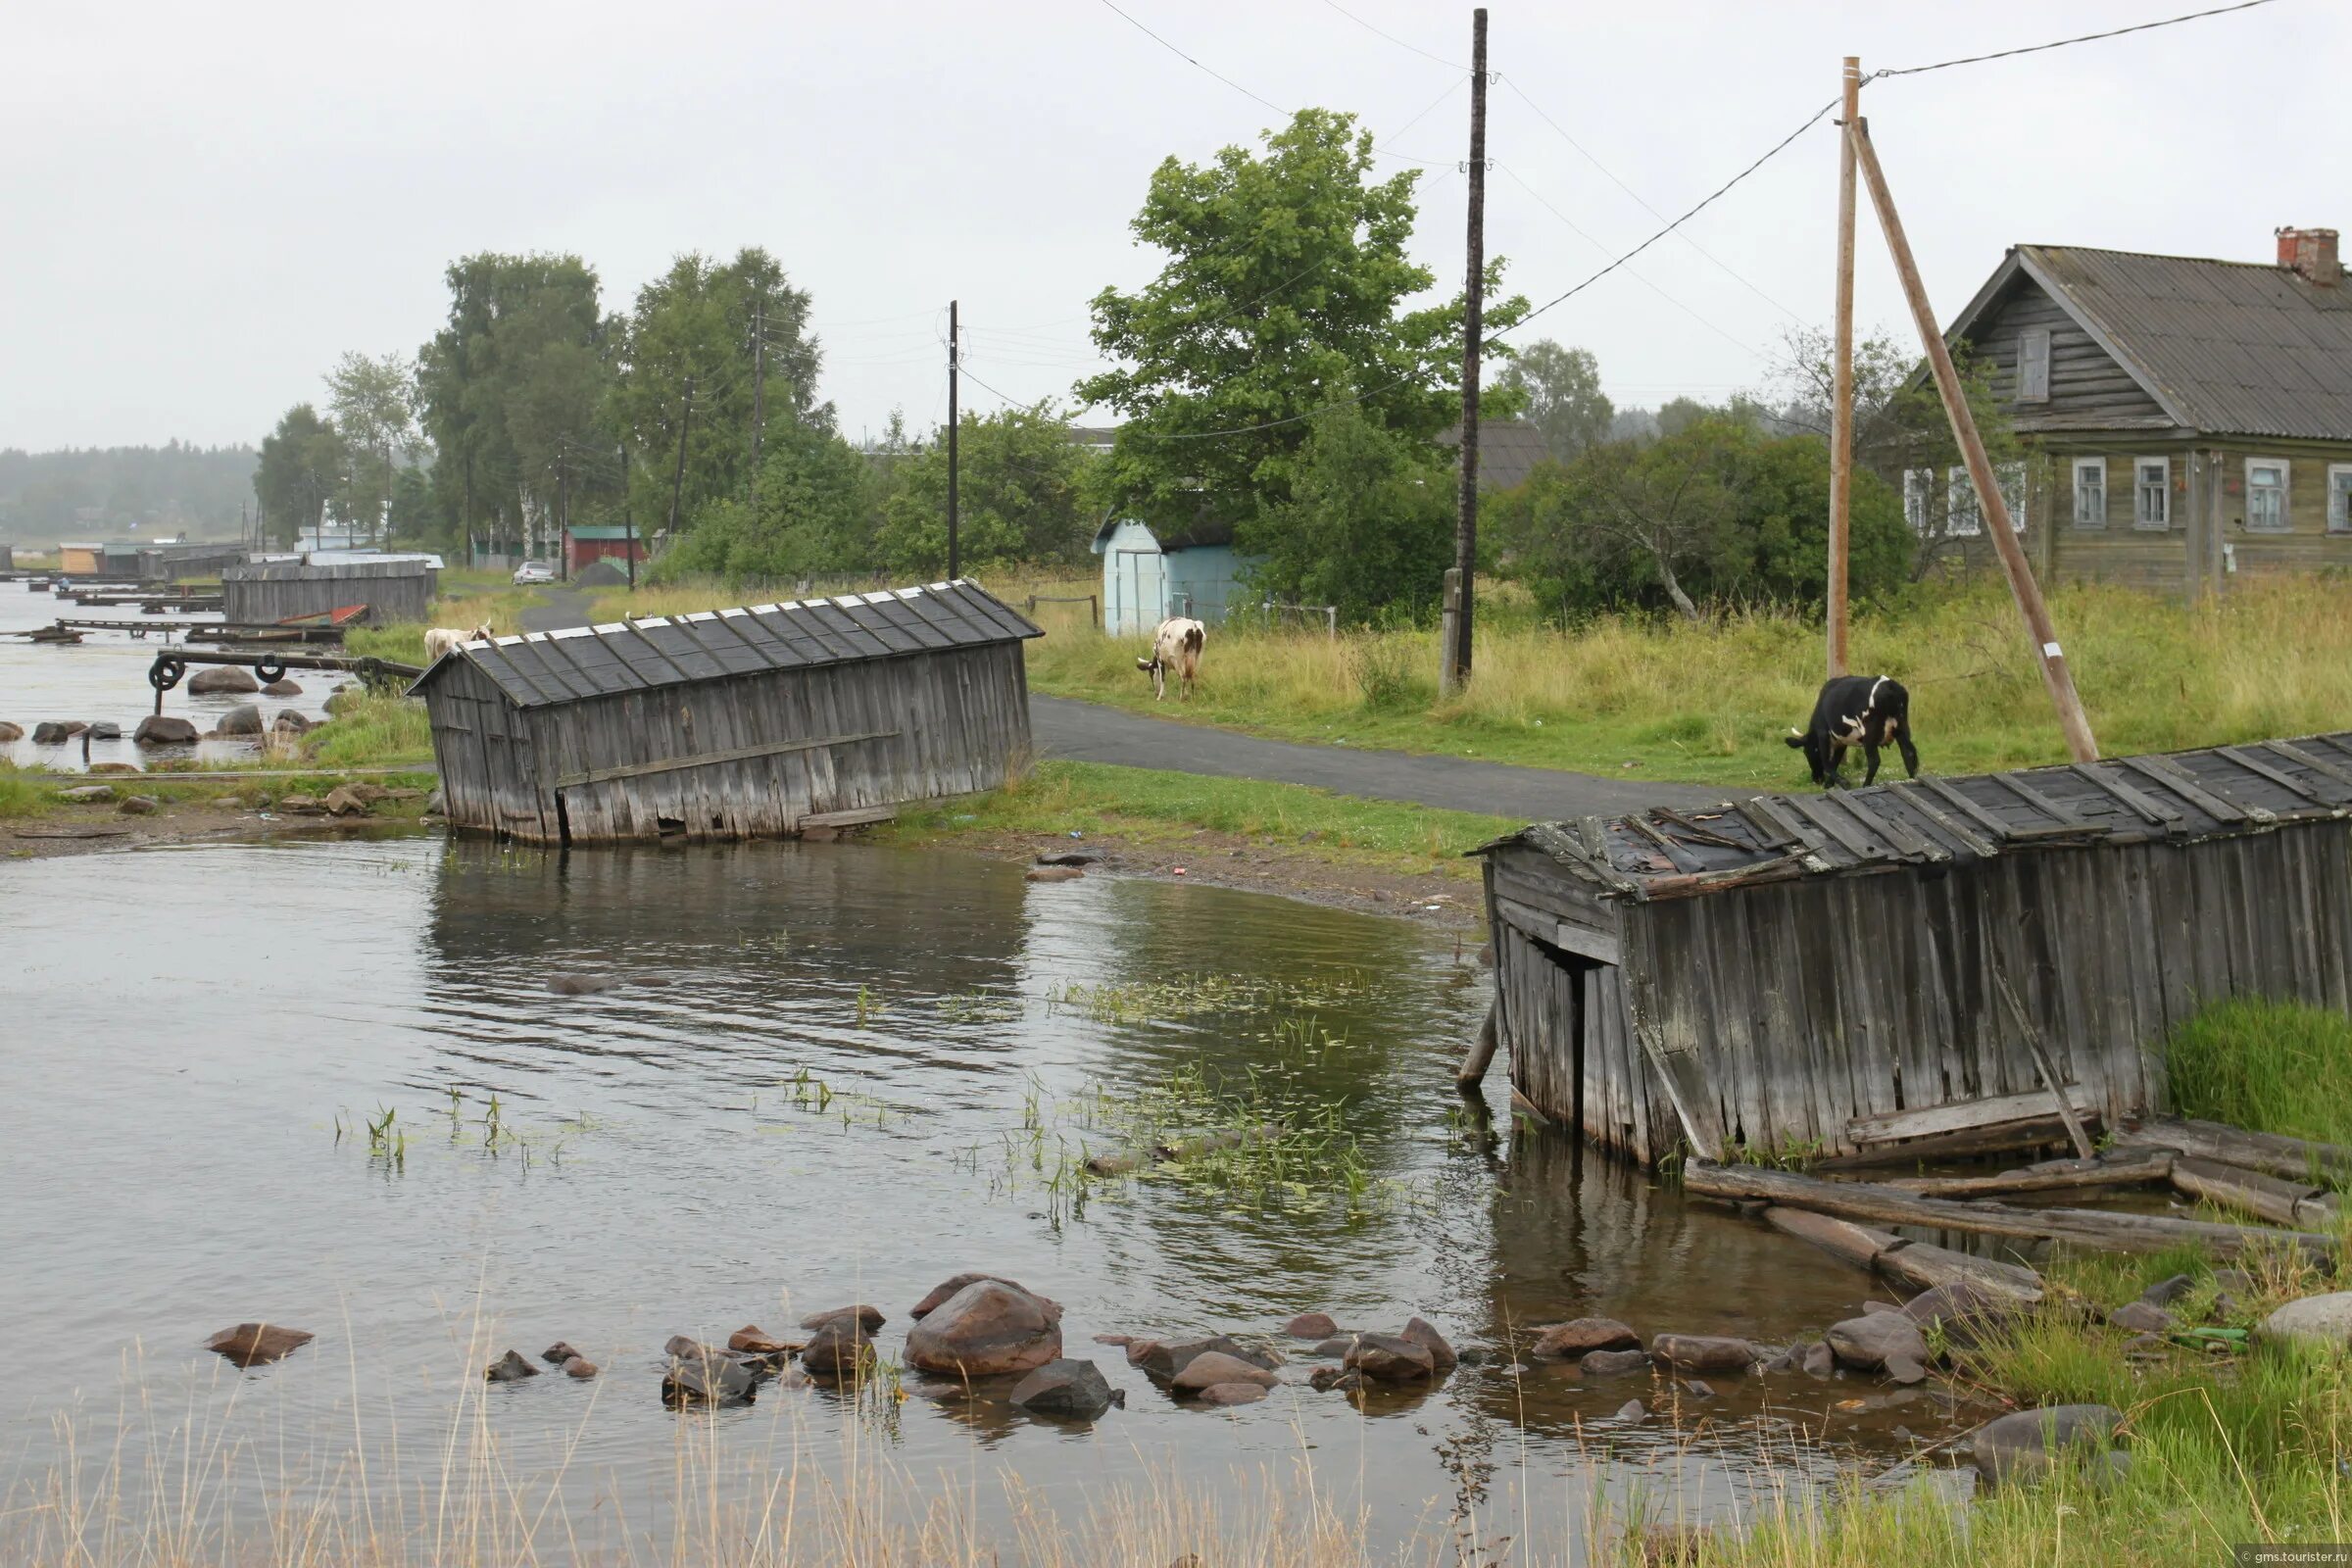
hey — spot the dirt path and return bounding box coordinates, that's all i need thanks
[519,587,598,634]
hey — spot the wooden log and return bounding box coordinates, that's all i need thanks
[1847,1086,2102,1147]
[2169,1155,2341,1229]
[1761,1205,1896,1270]
[1993,970,2095,1159]
[2122,1118,2352,1184]
[1874,1239,2043,1302]
[1811,1114,2089,1170]
[1883,1151,2174,1199]
[1456,1001,1499,1089]
[1683,1161,2332,1259]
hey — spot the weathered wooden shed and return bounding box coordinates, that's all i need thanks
[1475,734,2352,1168]
[410,580,1043,845]
[222,559,438,624]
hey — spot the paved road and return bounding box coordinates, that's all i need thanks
[1030,694,1722,819]
[508,590,1723,819]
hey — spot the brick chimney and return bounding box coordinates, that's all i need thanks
[2277,226,2340,286]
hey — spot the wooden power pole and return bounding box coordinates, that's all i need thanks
[666,376,696,542]
[749,290,767,512]
[620,443,636,589]
[1847,117,2098,763]
[1444,7,1489,697]
[947,299,960,580]
[1827,55,1860,680]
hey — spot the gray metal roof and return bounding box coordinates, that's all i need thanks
[411,579,1043,709]
[1474,731,2352,898]
[1959,245,2352,441]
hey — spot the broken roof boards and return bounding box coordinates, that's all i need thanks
[412,580,1042,845]
[1474,734,2352,1167]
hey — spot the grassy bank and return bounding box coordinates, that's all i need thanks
[2169,996,2352,1150]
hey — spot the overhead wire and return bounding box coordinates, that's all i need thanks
[1875,0,2283,75]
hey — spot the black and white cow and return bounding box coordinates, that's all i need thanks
[1786,673,1918,788]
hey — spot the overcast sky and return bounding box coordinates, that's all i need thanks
[3,0,2334,452]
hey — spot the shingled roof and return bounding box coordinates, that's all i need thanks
[1950,244,2352,441]
[410,580,1041,709]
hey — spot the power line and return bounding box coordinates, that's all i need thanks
[1095,0,1287,115]
[1315,0,1466,71]
[1877,0,2283,76]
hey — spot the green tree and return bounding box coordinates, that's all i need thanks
[616,248,827,535]
[1497,340,1613,464]
[876,403,1097,576]
[1240,404,1453,620]
[655,420,873,585]
[1078,108,1525,540]
[323,351,420,547]
[253,404,345,547]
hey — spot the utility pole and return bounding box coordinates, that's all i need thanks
[947,299,960,579]
[750,290,767,512]
[666,376,696,543]
[1848,116,2098,763]
[1827,55,1860,680]
[1443,8,1489,697]
[556,455,570,582]
[621,443,636,589]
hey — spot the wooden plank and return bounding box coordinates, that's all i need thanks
[1989,770,2088,830]
[553,729,898,789]
[800,805,898,828]
[1882,1151,2173,1197]
[1846,1083,2098,1145]
[1492,894,1624,964]
[2119,753,2261,825]
[2264,739,2352,793]
[1993,968,2095,1159]
[2070,762,2181,828]
[1919,774,2015,844]
[1812,1113,2089,1169]
[2216,744,2328,805]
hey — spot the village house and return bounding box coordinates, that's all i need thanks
[1900,225,2352,596]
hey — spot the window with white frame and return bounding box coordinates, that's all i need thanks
[1946,470,1982,536]
[2017,328,2051,403]
[2073,457,2107,528]
[2133,457,2170,529]
[2245,458,2290,532]
[1903,468,1935,535]
[2329,464,2352,535]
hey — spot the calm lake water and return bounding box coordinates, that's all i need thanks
[0,833,1961,1560]
[0,578,347,769]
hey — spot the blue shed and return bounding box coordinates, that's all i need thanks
[1092,515,1261,636]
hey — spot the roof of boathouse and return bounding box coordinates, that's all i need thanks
[1472,731,2352,899]
[410,579,1042,709]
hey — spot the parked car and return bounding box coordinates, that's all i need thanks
[513,560,557,585]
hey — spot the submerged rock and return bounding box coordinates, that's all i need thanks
[542,1341,583,1364]
[1826,1313,1928,1373]
[1171,1351,1278,1393]
[906,1279,1063,1378]
[1801,1341,1835,1378]
[1648,1335,1757,1374]
[1284,1311,1339,1340]
[1023,865,1084,883]
[1580,1348,1651,1377]
[84,720,122,740]
[1129,1335,1277,1381]
[205,1322,315,1367]
[1972,1403,2123,1486]
[1615,1398,1648,1423]
[1195,1382,1267,1406]
[1308,1365,1361,1393]
[1399,1316,1457,1372]
[485,1349,539,1383]
[799,1304,885,1333]
[1532,1317,1641,1359]
[563,1356,600,1379]
[0,721,21,741]
[662,1349,757,1407]
[188,666,259,694]
[1009,1358,1118,1419]
[726,1325,802,1359]
[546,974,614,996]
[800,1317,876,1379]
[261,679,305,697]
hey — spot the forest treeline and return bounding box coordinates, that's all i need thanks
[0,443,258,542]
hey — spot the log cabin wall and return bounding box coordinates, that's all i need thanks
[222,561,439,623]
[1481,734,2352,1167]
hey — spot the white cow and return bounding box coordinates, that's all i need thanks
[1136,616,1205,702]
[424,623,495,662]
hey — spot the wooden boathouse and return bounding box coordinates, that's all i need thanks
[411,580,1042,845]
[222,559,438,624]
[1475,734,2352,1168]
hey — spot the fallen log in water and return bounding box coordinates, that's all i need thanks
[1882,1151,2174,1199]
[2169,1155,2342,1230]
[2121,1118,2352,1184]
[1760,1205,2043,1300]
[1686,1161,2333,1259]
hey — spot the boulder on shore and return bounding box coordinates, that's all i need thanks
[1648,1335,1758,1374]
[1532,1317,1641,1359]
[272,710,314,735]
[1972,1403,2124,1486]
[2257,1291,2352,1351]
[906,1279,1063,1378]
[206,1323,315,1367]
[188,666,259,695]
[118,795,159,815]
[1901,1280,2028,1348]
[1009,1358,1119,1419]
[56,784,114,804]
[133,715,199,746]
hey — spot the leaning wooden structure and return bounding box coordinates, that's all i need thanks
[222,559,437,624]
[1473,734,2352,1168]
[411,581,1042,845]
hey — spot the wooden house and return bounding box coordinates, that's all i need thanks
[410,580,1042,846]
[1904,226,2352,595]
[1474,733,2352,1168]
[221,559,437,624]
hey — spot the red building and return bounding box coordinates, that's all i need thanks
[563,524,645,574]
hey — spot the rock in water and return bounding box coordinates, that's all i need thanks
[1826,1313,1929,1373]
[910,1272,1038,1319]
[799,1304,885,1333]
[0,722,21,741]
[1009,1358,1117,1419]
[1901,1281,2026,1349]
[1648,1335,1758,1373]
[1615,1399,1647,1422]
[542,1341,584,1365]
[1344,1333,1435,1383]
[84,721,121,740]
[906,1279,1064,1378]
[205,1323,315,1367]
[1171,1351,1279,1393]
[1532,1318,1641,1359]
[563,1356,600,1379]
[215,704,264,737]
[1972,1404,2123,1486]
[1196,1382,1267,1406]
[663,1350,756,1406]
[133,715,199,746]
[727,1325,802,1360]
[1308,1365,1361,1393]
[546,974,613,996]
[485,1349,539,1383]
[31,721,79,743]
[261,679,305,697]
[1580,1348,1651,1376]
[1399,1316,1457,1372]
[1023,866,1084,883]
[1284,1311,1339,1340]
[1130,1336,1280,1381]
[800,1316,875,1379]
[188,666,259,694]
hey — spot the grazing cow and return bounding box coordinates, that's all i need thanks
[1786,673,1918,788]
[423,623,495,662]
[1137,616,1206,702]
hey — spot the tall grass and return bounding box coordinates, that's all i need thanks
[0,763,52,818]
[300,693,434,768]
[2168,997,2352,1149]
